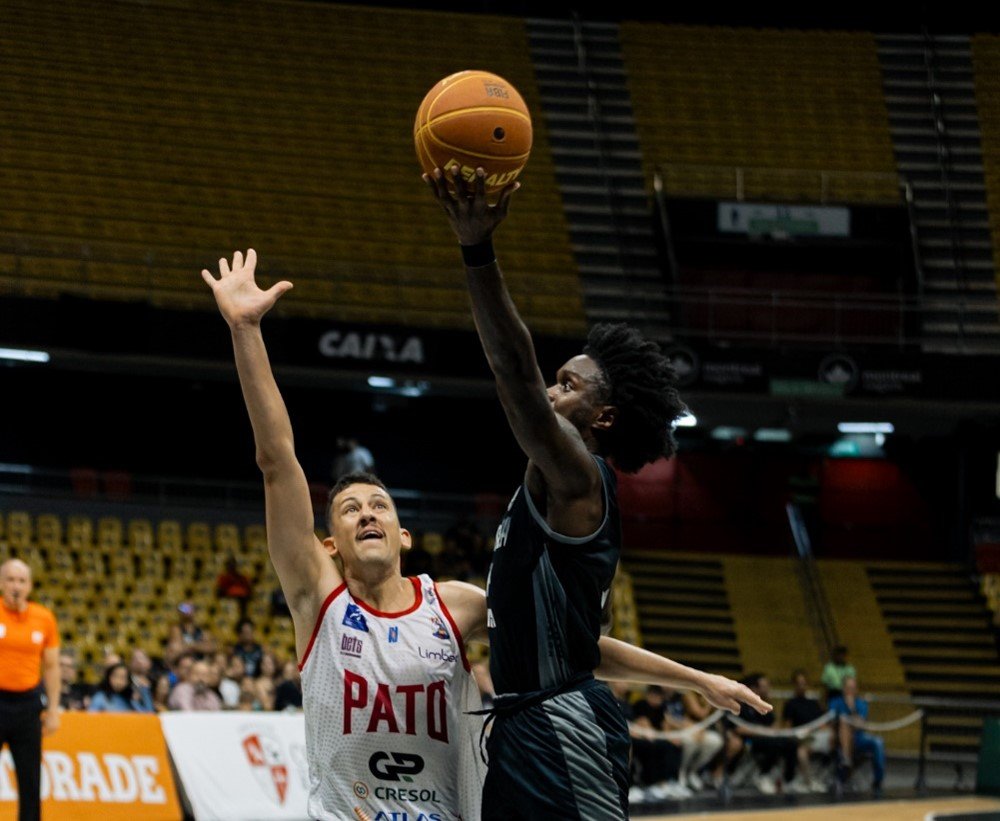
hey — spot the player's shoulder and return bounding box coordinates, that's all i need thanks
[436,580,486,607]
[28,600,56,621]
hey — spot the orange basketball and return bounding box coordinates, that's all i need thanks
[414,70,532,195]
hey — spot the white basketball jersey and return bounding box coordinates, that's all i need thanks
[299,574,485,821]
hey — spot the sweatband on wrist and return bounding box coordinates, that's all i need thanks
[461,238,496,268]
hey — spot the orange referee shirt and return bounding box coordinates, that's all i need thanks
[0,601,59,692]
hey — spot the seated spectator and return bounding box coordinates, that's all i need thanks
[274,661,303,711]
[89,663,154,713]
[152,675,172,713]
[216,557,253,616]
[168,652,195,688]
[730,673,797,795]
[168,660,223,711]
[829,676,884,794]
[677,689,725,791]
[233,620,264,677]
[59,650,91,710]
[255,661,276,711]
[127,649,154,705]
[821,646,856,703]
[219,655,246,709]
[783,669,830,793]
[631,684,689,799]
[238,676,261,711]
[167,603,217,662]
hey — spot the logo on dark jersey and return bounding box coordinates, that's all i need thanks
[368,751,425,782]
[343,603,369,632]
[341,635,364,657]
[429,616,449,641]
[388,626,399,644]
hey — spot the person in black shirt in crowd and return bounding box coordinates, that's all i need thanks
[783,669,830,793]
[232,619,264,677]
[732,673,798,794]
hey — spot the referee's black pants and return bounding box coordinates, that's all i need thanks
[0,689,43,821]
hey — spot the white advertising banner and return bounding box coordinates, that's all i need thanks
[160,713,310,821]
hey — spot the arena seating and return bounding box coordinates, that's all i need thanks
[0,0,585,336]
[972,35,1000,290]
[619,24,900,203]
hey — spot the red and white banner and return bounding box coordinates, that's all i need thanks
[0,713,181,821]
[160,712,310,820]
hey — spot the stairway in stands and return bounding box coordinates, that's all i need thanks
[622,551,742,677]
[526,17,671,338]
[868,562,1000,759]
[876,32,999,352]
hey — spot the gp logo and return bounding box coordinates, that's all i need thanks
[368,751,425,782]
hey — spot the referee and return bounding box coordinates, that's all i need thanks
[0,559,61,821]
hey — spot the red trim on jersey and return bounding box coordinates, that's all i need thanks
[298,583,347,672]
[352,576,423,619]
[434,582,471,673]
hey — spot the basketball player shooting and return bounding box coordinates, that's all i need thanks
[425,167,771,820]
[203,249,767,821]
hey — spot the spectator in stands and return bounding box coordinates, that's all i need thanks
[274,661,302,711]
[168,652,194,687]
[101,649,123,670]
[167,603,216,662]
[89,663,154,713]
[677,689,725,791]
[631,684,689,799]
[167,660,223,711]
[332,436,375,479]
[255,654,277,710]
[215,556,253,617]
[232,619,264,677]
[783,670,829,794]
[219,655,245,709]
[127,649,154,705]
[731,673,797,795]
[204,658,224,697]
[152,676,172,713]
[821,645,857,702]
[238,676,261,711]
[59,650,91,710]
[829,676,884,795]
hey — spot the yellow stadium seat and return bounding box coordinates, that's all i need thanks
[6,511,33,550]
[157,520,182,552]
[67,516,94,550]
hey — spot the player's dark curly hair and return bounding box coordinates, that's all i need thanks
[583,323,686,473]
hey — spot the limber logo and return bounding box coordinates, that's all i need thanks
[418,647,457,664]
[368,752,424,783]
[0,749,168,804]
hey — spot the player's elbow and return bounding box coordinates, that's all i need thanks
[255,440,295,476]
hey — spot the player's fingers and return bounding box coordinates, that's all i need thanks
[266,280,294,300]
[246,248,257,271]
[430,169,457,209]
[451,165,470,200]
[200,269,217,288]
[232,250,244,272]
[474,167,487,200]
[497,182,520,217]
[219,257,231,276]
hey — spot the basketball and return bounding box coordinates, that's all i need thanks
[414,70,533,195]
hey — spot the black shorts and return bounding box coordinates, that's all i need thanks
[482,677,631,821]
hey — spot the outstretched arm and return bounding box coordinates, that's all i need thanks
[425,169,599,510]
[595,636,772,716]
[202,250,340,653]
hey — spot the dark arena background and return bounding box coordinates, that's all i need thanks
[2,0,1000,819]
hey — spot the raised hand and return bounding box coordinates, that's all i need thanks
[201,249,293,329]
[423,166,520,246]
[699,673,773,716]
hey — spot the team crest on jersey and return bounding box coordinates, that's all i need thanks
[241,728,290,806]
[388,626,399,644]
[343,603,369,632]
[429,615,450,641]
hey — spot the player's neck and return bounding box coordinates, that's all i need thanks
[2,597,28,613]
[345,569,413,612]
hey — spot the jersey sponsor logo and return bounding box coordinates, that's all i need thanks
[368,751,424,782]
[418,647,457,664]
[31,630,44,644]
[341,635,364,658]
[0,624,5,638]
[425,587,436,604]
[343,603,370,632]
[373,811,442,821]
[241,729,289,806]
[388,626,399,644]
[353,781,371,800]
[429,616,449,641]
[343,671,449,742]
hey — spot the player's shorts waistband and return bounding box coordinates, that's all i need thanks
[489,671,596,717]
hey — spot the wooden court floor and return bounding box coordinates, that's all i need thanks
[645,795,1000,821]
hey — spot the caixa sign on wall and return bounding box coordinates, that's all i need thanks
[318,330,425,365]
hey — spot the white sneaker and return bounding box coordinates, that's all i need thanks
[686,772,704,791]
[809,776,827,793]
[754,773,777,795]
[786,778,811,795]
[628,786,647,804]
